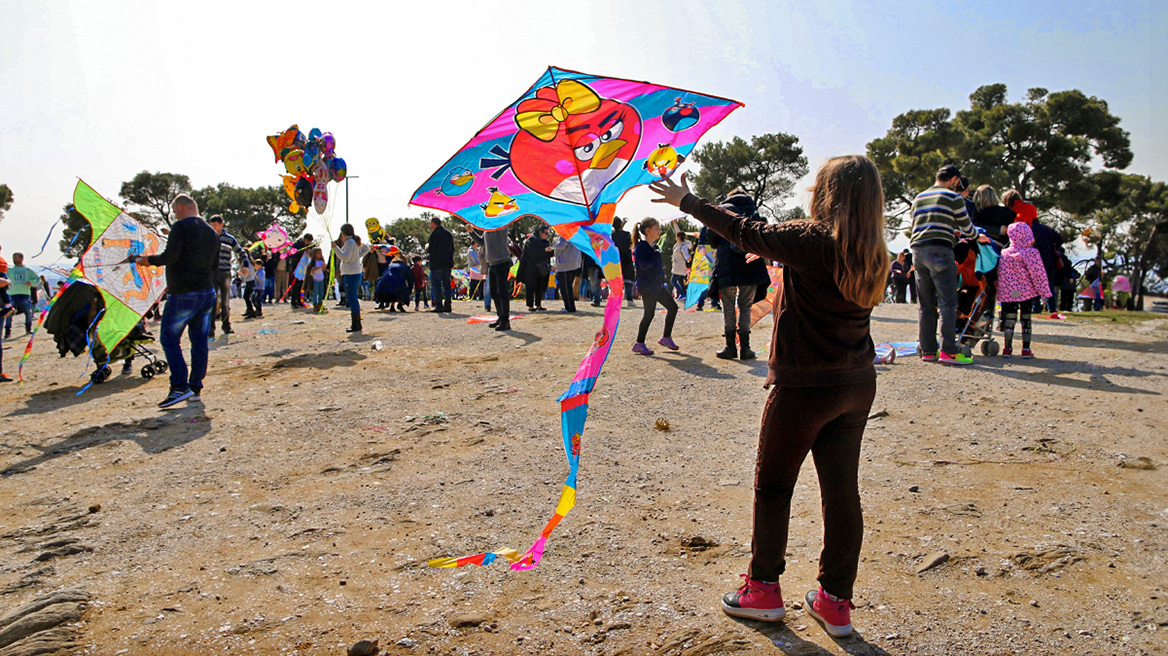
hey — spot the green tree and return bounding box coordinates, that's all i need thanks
[383,212,474,269]
[867,85,1132,233]
[119,171,192,227]
[689,133,809,220]
[0,184,12,222]
[57,203,90,260]
[1079,175,1168,309]
[191,183,305,245]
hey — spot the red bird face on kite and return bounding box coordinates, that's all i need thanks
[510,79,641,206]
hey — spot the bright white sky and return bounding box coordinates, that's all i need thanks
[1,0,1164,264]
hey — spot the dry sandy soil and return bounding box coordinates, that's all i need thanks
[1,299,1165,656]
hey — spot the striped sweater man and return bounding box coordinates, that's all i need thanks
[909,186,975,248]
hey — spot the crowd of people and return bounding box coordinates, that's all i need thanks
[0,156,1155,641]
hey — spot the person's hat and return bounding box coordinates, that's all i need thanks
[936,165,962,181]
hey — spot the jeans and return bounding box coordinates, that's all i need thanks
[749,380,877,599]
[556,270,578,312]
[212,275,231,331]
[636,283,677,343]
[253,281,264,314]
[488,261,511,323]
[264,277,276,303]
[670,273,687,299]
[7,294,32,334]
[430,268,452,310]
[623,280,636,306]
[414,287,428,307]
[912,243,960,355]
[311,278,325,306]
[893,278,908,303]
[343,273,362,318]
[590,268,603,304]
[483,273,492,311]
[159,288,216,393]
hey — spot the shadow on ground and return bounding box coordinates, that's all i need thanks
[976,355,1164,395]
[9,375,156,417]
[732,616,894,656]
[1,410,212,476]
[271,349,367,369]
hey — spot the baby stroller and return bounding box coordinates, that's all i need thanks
[954,236,1002,357]
[43,281,166,386]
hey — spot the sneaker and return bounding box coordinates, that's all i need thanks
[488,320,500,328]
[657,337,679,351]
[158,389,194,408]
[188,393,202,403]
[0,373,13,383]
[632,342,654,356]
[805,587,855,637]
[494,322,511,332]
[1021,348,1034,359]
[122,362,134,375]
[1001,347,1013,358]
[938,351,973,366]
[921,351,938,363]
[721,575,786,621]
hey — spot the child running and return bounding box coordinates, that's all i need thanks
[649,156,889,638]
[631,218,679,355]
[309,248,327,314]
[996,222,1051,358]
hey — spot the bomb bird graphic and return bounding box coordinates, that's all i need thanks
[510,79,641,206]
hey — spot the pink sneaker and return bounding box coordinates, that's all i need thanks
[721,575,785,621]
[657,337,679,351]
[805,587,855,637]
[1021,348,1034,359]
[632,342,654,356]
[1001,347,1013,358]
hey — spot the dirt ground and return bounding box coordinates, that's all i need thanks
[1,298,1165,656]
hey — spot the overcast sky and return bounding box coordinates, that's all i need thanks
[1,0,1164,264]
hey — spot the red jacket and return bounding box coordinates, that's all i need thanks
[1009,199,1037,225]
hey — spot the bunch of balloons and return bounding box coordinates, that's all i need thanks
[266,124,348,214]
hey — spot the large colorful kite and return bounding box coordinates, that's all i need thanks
[19,181,166,383]
[411,66,741,570]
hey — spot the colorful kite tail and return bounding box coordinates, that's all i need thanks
[427,227,622,570]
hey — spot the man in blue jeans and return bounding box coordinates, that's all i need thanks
[909,166,976,365]
[136,194,219,407]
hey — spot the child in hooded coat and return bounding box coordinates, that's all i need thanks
[997,222,1051,358]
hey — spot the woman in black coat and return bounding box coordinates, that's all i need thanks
[518,226,554,311]
[612,217,636,308]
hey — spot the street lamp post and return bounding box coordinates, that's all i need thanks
[344,175,359,224]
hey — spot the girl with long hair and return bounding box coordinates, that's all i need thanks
[650,155,889,638]
[630,218,679,355]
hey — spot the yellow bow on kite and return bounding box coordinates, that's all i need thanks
[515,79,602,142]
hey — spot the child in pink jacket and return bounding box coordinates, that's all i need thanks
[997,222,1052,358]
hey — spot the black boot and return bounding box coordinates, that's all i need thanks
[346,315,362,333]
[716,330,737,360]
[738,330,756,360]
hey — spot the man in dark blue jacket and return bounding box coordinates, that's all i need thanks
[426,217,455,313]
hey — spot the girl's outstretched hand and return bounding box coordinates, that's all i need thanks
[649,172,691,208]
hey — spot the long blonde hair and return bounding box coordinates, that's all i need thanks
[808,155,890,308]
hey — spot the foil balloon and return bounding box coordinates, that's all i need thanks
[284,149,307,176]
[329,157,347,182]
[294,177,313,209]
[312,181,329,214]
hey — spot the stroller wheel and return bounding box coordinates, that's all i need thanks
[981,340,1000,357]
[156,361,169,373]
[93,365,113,384]
[141,365,156,379]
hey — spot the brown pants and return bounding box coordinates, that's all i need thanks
[748,379,876,599]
